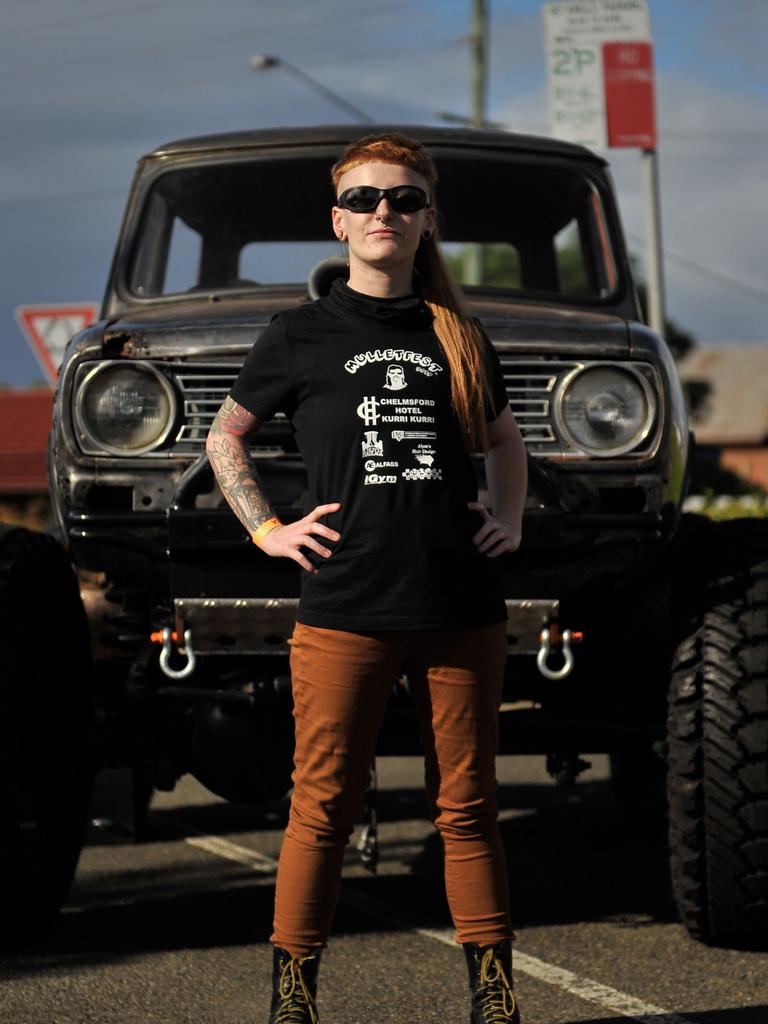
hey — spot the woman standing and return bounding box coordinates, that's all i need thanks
[206,132,527,1024]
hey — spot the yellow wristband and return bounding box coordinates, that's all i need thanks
[251,517,282,546]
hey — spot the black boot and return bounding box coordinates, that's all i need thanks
[268,946,321,1023]
[463,939,521,1023]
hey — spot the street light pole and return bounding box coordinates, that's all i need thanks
[434,110,504,129]
[249,55,375,124]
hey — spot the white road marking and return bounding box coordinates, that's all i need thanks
[178,827,699,1024]
[421,927,694,1024]
[510,951,694,1024]
[185,834,276,874]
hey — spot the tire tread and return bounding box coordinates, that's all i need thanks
[667,557,768,947]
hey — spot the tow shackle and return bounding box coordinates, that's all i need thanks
[537,625,582,681]
[150,626,197,680]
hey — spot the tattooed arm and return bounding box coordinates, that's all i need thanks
[206,396,341,574]
[206,396,275,535]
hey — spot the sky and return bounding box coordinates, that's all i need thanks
[2,0,766,386]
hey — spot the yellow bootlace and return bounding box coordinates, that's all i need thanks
[275,955,319,1024]
[478,947,518,1022]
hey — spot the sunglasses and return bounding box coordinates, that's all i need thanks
[336,185,429,214]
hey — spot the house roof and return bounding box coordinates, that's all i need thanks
[677,345,768,445]
[0,388,54,494]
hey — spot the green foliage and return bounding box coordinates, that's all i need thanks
[686,492,768,520]
[444,239,588,293]
[636,284,696,361]
[557,241,590,295]
[447,241,699,364]
[478,245,521,288]
[444,245,520,287]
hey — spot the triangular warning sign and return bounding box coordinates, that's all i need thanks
[15,303,99,385]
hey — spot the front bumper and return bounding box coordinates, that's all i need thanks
[68,501,668,599]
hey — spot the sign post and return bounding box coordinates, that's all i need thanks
[14,303,98,385]
[542,1,665,339]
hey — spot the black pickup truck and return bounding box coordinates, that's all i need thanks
[2,125,766,949]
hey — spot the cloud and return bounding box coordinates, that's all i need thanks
[491,52,768,345]
[608,70,768,340]
[694,0,768,85]
[1,0,766,385]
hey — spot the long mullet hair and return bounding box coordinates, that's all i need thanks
[331,132,491,451]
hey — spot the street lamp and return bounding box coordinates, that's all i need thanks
[249,54,374,124]
[434,110,506,130]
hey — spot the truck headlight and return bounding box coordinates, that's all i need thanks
[557,365,655,457]
[76,362,176,455]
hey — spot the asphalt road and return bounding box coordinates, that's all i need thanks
[2,755,767,1024]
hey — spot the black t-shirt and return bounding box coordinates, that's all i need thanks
[229,279,509,631]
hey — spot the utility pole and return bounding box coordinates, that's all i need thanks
[472,0,488,127]
[642,147,666,339]
[465,0,488,286]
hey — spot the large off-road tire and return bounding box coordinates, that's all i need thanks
[0,525,94,941]
[667,557,768,948]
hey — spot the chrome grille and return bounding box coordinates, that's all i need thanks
[166,357,657,460]
[498,360,579,454]
[174,370,238,451]
[168,361,572,458]
[171,364,287,458]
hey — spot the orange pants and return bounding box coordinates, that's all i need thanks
[270,621,513,956]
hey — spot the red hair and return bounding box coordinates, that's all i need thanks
[332,132,491,451]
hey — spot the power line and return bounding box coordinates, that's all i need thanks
[660,128,768,142]
[626,231,768,305]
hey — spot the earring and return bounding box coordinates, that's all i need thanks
[423,230,432,240]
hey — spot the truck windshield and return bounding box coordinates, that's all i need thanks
[128,151,619,303]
